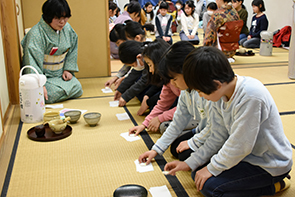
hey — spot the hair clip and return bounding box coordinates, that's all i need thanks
[123,22,126,26]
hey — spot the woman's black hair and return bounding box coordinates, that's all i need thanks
[223,0,232,3]
[159,1,169,10]
[119,40,144,64]
[207,2,217,10]
[184,0,195,18]
[109,1,117,11]
[127,1,141,17]
[144,2,154,20]
[183,46,235,94]
[175,0,183,6]
[142,38,170,86]
[42,0,71,24]
[252,0,265,12]
[158,41,195,84]
[116,7,121,17]
[125,20,146,41]
[109,23,126,42]
[232,0,246,9]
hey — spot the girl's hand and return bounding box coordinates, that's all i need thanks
[164,161,191,176]
[129,124,146,136]
[138,150,157,165]
[114,77,125,90]
[188,35,195,39]
[114,90,122,101]
[105,76,118,87]
[62,70,73,81]
[137,95,149,115]
[119,97,126,107]
[194,167,212,191]
[247,35,251,40]
[176,140,190,153]
[43,86,48,101]
[147,116,161,132]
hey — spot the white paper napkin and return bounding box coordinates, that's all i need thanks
[109,101,119,107]
[120,132,140,142]
[116,112,130,121]
[134,159,154,173]
[101,87,113,93]
[46,104,63,109]
[149,185,172,197]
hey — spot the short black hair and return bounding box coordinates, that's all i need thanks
[159,1,169,10]
[109,23,126,42]
[207,2,217,10]
[183,46,235,94]
[252,0,266,12]
[42,0,71,24]
[119,40,144,64]
[142,38,170,86]
[158,41,195,84]
[127,1,141,17]
[109,1,117,11]
[125,20,145,40]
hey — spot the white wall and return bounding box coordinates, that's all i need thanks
[0,21,10,137]
[240,0,292,32]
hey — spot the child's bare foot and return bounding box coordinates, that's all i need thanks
[137,102,149,115]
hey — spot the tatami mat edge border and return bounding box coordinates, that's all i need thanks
[1,120,23,197]
[123,106,189,197]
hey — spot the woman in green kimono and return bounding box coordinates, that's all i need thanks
[21,0,83,104]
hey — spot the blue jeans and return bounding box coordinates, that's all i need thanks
[240,37,261,48]
[191,161,289,197]
[239,34,248,43]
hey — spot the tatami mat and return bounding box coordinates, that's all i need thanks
[79,77,114,98]
[6,98,178,197]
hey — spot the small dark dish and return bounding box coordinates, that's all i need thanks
[35,124,45,137]
[113,184,147,197]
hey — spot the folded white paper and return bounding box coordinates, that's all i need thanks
[46,104,64,109]
[134,159,154,173]
[109,101,119,107]
[149,185,172,197]
[116,112,130,121]
[101,87,113,93]
[120,132,140,142]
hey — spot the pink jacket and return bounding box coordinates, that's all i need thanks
[142,83,180,127]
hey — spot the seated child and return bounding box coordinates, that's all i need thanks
[202,2,217,35]
[115,40,163,111]
[155,1,173,45]
[232,0,249,42]
[137,41,212,163]
[21,0,83,104]
[179,0,200,45]
[174,0,184,32]
[106,21,148,89]
[143,2,155,32]
[164,46,292,196]
[240,0,268,48]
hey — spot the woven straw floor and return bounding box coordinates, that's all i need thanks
[1,34,295,197]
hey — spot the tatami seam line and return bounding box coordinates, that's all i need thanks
[1,120,23,197]
[123,106,189,197]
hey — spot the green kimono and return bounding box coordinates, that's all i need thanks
[21,17,83,104]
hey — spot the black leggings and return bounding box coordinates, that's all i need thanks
[170,131,194,161]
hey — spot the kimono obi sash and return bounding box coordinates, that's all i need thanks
[43,51,68,71]
[217,20,243,52]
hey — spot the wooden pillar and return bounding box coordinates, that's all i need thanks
[0,0,21,104]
